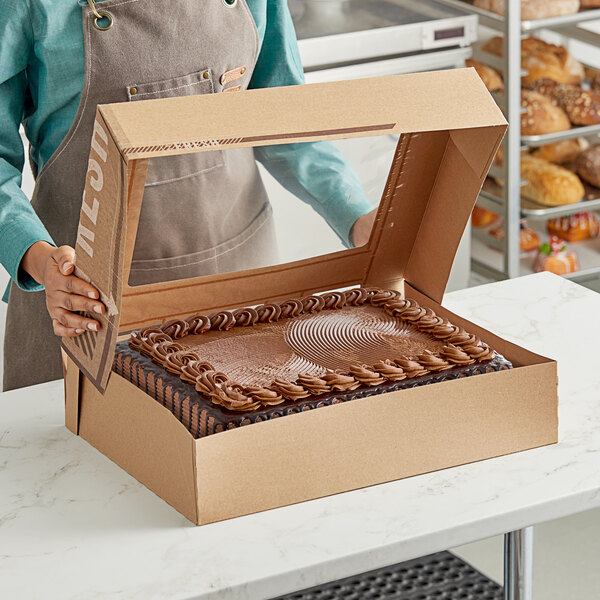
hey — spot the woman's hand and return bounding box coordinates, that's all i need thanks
[349,209,377,248]
[21,241,105,337]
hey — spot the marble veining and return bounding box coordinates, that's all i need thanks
[1,273,599,600]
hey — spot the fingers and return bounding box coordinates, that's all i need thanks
[52,319,85,338]
[61,275,103,302]
[55,291,104,315]
[44,245,105,338]
[49,246,99,299]
[51,245,76,276]
[53,308,99,333]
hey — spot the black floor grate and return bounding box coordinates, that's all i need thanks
[271,551,503,600]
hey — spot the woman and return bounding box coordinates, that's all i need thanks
[0,0,374,391]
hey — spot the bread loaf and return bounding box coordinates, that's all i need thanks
[575,145,600,188]
[481,36,584,86]
[521,155,585,206]
[466,59,504,92]
[474,0,580,19]
[521,90,571,135]
[531,138,589,164]
[529,79,600,125]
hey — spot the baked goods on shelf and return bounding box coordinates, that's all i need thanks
[474,0,580,21]
[580,0,600,6]
[531,138,589,165]
[482,36,584,86]
[529,79,600,126]
[521,90,571,136]
[472,206,500,227]
[116,288,512,437]
[521,155,585,206]
[547,212,600,242]
[489,220,541,251]
[575,144,600,188]
[466,59,504,92]
[534,237,580,275]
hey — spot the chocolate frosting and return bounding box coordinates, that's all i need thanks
[128,287,507,413]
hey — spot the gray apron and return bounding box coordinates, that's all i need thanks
[3,0,277,391]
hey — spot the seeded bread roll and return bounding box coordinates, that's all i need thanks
[531,138,590,164]
[575,145,600,188]
[521,156,585,206]
[530,79,600,126]
[465,59,504,92]
[474,0,580,19]
[521,90,571,135]
[482,36,584,86]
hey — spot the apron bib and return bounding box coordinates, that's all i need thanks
[4,0,277,390]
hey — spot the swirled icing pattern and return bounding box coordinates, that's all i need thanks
[128,288,505,413]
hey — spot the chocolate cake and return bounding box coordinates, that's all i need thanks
[114,288,512,438]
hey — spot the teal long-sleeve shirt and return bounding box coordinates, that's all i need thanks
[0,0,372,300]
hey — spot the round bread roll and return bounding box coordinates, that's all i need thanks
[531,138,590,164]
[521,90,571,136]
[466,59,504,92]
[481,36,584,86]
[575,145,600,188]
[521,37,584,86]
[521,155,585,206]
[530,79,600,126]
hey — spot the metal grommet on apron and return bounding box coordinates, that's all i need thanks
[3,0,278,390]
[86,0,114,30]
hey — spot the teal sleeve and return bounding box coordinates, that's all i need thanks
[249,0,373,247]
[0,1,55,298]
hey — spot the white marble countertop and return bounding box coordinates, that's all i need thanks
[1,273,599,600]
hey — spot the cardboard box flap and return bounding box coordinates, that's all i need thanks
[62,69,506,392]
[368,125,506,300]
[98,69,505,159]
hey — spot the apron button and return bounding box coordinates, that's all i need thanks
[202,71,210,79]
[129,87,138,95]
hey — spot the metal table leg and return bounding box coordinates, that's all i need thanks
[504,527,534,600]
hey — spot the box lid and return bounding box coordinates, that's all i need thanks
[62,69,506,391]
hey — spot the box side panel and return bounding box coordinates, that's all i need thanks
[120,249,373,330]
[363,130,450,291]
[78,371,197,523]
[405,284,555,367]
[194,363,557,525]
[401,126,505,303]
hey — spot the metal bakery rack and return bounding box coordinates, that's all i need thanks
[433,0,600,290]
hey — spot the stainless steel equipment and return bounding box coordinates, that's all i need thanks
[289,0,477,75]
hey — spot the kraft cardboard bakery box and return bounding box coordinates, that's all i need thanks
[62,70,558,525]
